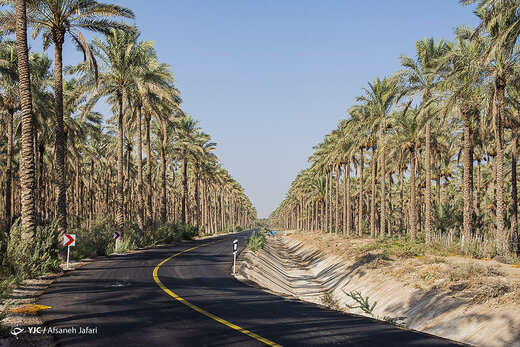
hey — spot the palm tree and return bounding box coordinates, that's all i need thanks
[154,112,171,222]
[29,51,54,224]
[0,40,19,232]
[130,55,175,228]
[345,107,369,236]
[400,37,452,242]
[0,0,134,235]
[173,115,202,225]
[356,76,399,238]
[193,133,216,228]
[75,28,153,230]
[437,32,487,245]
[388,106,422,239]
[13,0,37,239]
[463,0,520,253]
[507,86,520,253]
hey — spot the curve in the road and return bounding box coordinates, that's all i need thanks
[153,240,280,347]
[37,230,461,346]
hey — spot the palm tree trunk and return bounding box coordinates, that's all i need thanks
[329,170,333,232]
[33,130,39,223]
[342,162,347,234]
[358,148,364,236]
[335,164,340,233]
[160,121,167,222]
[444,176,449,208]
[324,170,328,232]
[462,106,473,246]
[476,159,481,236]
[202,180,207,231]
[399,156,404,234]
[15,0,37,237]
[124,140,131,224]
[136,103,144,230]
[380,139,386,239]
[181,152,188,225]
[5,108,13,233]
[511,128,518,254]
[388,171,392,236]
[213,189,217,232]
[436,154,441,207]
[314,199,318,231]
[320,200,325,232]
[145,112,153,224]
[425,120,432,242]
[116,92,124,230]
[346,160,352,235]
[74,160,80,226]
[38,141,45,222]
[220,191,225,231]
[296,199,300,232]
[370,146,376,238]
[492,155,497,221]
[53,31,67,236]
[417,152,422,233]
[496,80,506,254]
[410,147,417,240]
[195,166,200,227]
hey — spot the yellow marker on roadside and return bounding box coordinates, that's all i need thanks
[153,241,282,347]
[8,304,51,314]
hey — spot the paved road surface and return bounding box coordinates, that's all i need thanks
[38,230,460,346]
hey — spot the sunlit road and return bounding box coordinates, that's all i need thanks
[37,230,460,346]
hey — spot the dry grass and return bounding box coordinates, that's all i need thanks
[287,231,520,303]
[321,290,340,310]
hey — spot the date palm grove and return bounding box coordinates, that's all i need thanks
[0,0,256,272]
[269,0,520,257]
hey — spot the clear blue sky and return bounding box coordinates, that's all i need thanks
[57,0,479,218]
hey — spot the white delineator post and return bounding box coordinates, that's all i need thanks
[233,239,238,275]
[113,231,121,254]
[63,234,76,269]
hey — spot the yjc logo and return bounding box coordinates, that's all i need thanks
[10,326,24,339]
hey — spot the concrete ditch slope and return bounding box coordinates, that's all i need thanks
[237,235,520,347]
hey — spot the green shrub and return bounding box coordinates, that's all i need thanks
[364,236,425,258]
[70,217,113,259]
[343,290,407,327]
[152,222,184,244]
[0,303,9,337]
[246,230,266,252]
[178,223,198,240]
[114,225,152,253]
[0,275,22,298]
[6,220,60,278]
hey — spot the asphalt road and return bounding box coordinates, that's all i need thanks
[37,230,460,346]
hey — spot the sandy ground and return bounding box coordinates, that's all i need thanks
[237,231,520,347]
[0,260,92,347]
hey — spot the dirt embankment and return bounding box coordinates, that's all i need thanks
[237,232,520,347]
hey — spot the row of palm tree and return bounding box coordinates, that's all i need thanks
[270,0,520,256]
[0,0,256,252]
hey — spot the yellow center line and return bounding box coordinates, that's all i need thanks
[153,241,282,347]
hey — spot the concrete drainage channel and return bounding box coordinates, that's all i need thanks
[235,236,520,347]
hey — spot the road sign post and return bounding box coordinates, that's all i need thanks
[113,231,121,254]
[233,239,238,275]
[63,234,76,269]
